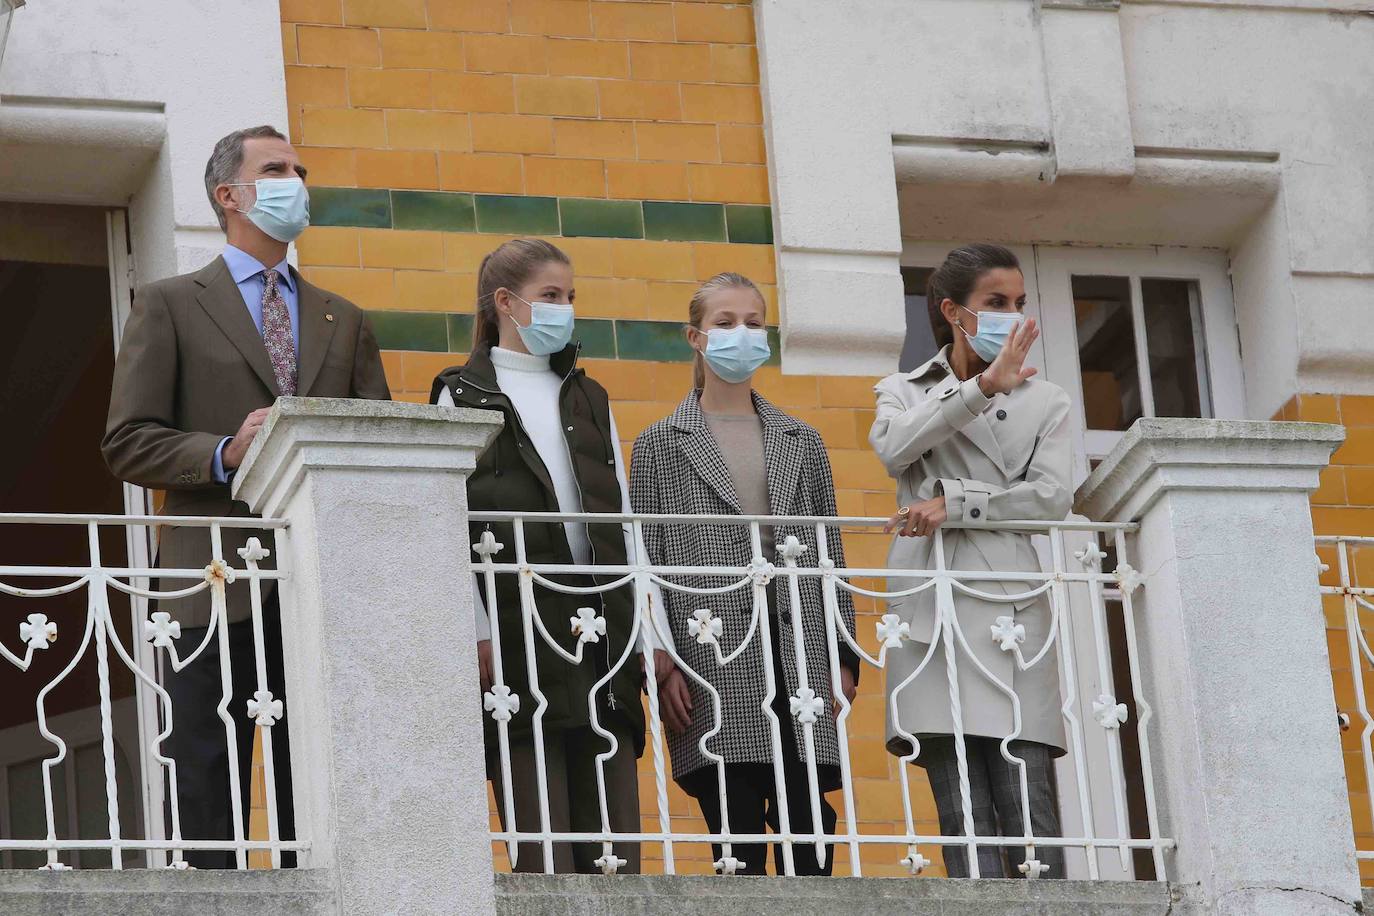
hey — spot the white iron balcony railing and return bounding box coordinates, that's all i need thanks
[0,509,1171,880]
[1317,534,1374,867]
[469,511,1171,881]
[0,513,297,870]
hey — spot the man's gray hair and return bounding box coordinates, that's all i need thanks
[204,125,287,231]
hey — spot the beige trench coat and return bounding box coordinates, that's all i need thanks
[869,346,1073,758]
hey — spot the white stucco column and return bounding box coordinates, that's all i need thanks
[1075,418,1356,914]
[233,398,503,916]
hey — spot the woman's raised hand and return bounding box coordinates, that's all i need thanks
[978,316,1039,397]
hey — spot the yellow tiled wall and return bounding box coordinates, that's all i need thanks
[1289,394,1374,884]
[267,0,1374,883]
[271,0,932,877]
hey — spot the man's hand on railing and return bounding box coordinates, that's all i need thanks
[478,639,494,695]
[222,407,272,471]
[834,665,857,714]
[884,496,948,538]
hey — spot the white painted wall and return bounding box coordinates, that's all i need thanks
[757,0,1374,416]
[0,0,288,284]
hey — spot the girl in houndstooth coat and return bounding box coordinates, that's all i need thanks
[630,272,860,876]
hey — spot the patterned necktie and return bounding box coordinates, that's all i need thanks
[261,269,297,397]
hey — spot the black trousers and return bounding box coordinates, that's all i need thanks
[921,736,1063,879]
[683,757,838,877]
[164,596,295,868]
[680,610,839,876]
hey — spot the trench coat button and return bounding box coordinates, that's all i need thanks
[996,409,1007,421]
[923,449,933,460]
[970,508,982,519]
[455,387,463,394]
[480,397,488,404]
[566,426,574,432]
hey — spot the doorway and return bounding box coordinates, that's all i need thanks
[0,202,153,867]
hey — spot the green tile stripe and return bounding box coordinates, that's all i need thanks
[560,198,644,239]
[644,201,726,242]
[311,187,772,244]
[371,312,778,366]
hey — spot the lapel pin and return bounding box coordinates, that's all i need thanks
[325,313,334,322]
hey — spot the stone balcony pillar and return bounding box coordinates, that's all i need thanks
[234,398,503,916]
[1075,418,1355,915]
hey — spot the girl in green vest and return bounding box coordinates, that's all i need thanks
[431,238,650,874]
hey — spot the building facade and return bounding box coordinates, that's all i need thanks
[1,0,1372,886]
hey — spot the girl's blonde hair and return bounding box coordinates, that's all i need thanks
[472,238,571,354]
[687,272,766,390]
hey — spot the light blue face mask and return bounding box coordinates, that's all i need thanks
[232,177,311,243]
[702,325,771,384]
[511,294,575,356]
[959,305,1023,363]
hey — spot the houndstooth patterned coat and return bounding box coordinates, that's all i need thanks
[630,391,858,783]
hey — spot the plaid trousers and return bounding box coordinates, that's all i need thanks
[921,736,1064,879]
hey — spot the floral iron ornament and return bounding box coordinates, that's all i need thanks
[900,849,932,875]
[472,530,504,561]
[1092,694,1129,729]
[246,689,283,727]
[714,855,742,875]
[19,613,56,651]
[1074,541,1107,570]
[203,558,236,586]
[1114,562,1143,594]
[687,608,723,646]
[790,687,824,725]
[594,853,628,875]
[990,615,1025,652]
[876,613,910,649]
[570,607,606,644]
[143,611,181,649]
[484,685,520,722]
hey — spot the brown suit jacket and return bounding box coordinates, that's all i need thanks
[103,255,391,627]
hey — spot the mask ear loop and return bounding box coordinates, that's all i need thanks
[225,182,257,218]
[955,304,978,343]
[500,290,534,330]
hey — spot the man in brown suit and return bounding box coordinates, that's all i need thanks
[103,125,390,867]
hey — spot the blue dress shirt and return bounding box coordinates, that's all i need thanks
[211,245,300,483]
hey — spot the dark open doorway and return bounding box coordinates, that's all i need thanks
[0,203,144,868]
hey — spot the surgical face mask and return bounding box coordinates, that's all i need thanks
[959,305,1023,363]
[700,325,770,384]
[510,293,575,356]
[231,177,311,243]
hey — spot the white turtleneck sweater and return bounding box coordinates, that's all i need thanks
[438,346,667,649]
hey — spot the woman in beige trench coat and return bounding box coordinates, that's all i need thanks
[869,244,1074,879]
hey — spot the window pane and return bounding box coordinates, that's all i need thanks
[1141,278,1209,418]
[899,266,938,372]
[1072,276,1141,431]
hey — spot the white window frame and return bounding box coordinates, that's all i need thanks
[106,208,167,867]
[900,241,1245,485]
[1034,245,1243,478]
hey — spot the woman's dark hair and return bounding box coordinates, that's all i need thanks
[472,238,571,353]
[926,243,1021,348]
